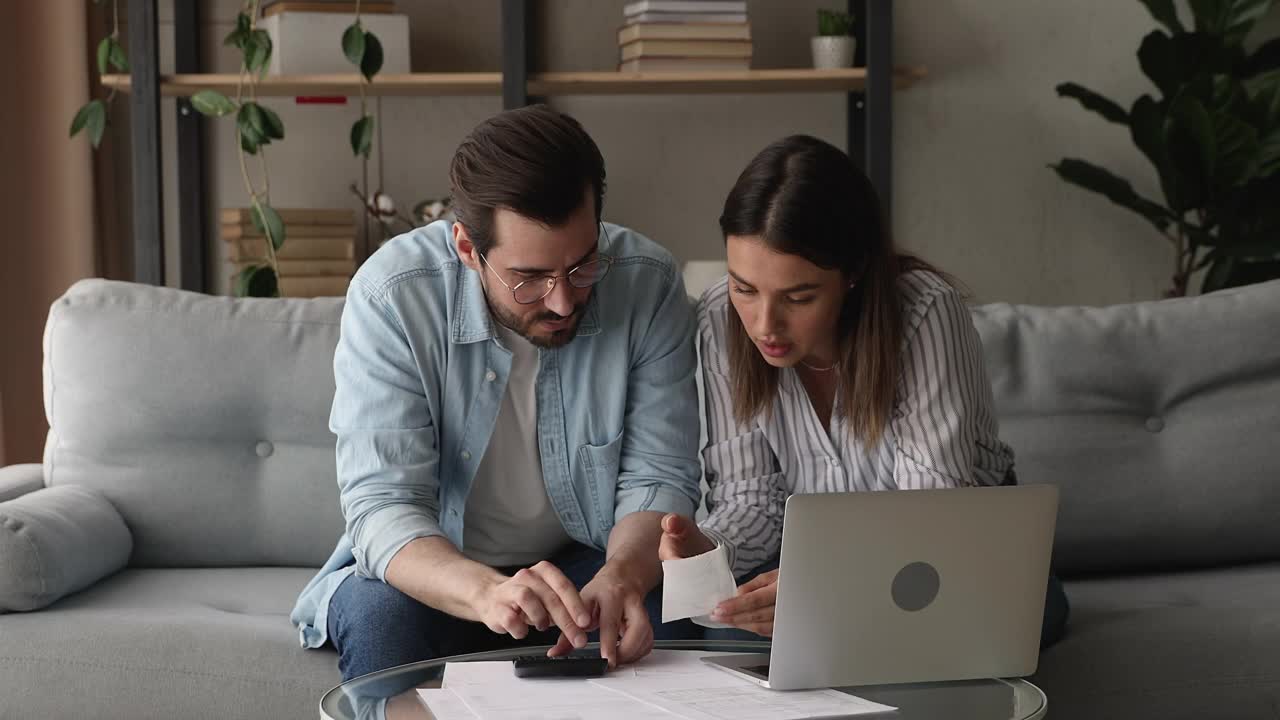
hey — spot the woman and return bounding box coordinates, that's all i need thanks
[660,135,1067,647]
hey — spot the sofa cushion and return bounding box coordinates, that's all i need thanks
[0,567,340,719]
[42,280,347,567]
[973,280,1280,575]
[1033,563,1280,718]
[0,485,132,612]
[0,463,44,503]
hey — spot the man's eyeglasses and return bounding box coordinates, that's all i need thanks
[479,252,613,305]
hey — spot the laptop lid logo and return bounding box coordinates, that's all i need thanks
[892,561,940,612]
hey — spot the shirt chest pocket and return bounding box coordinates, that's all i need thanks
[577,430,624,529]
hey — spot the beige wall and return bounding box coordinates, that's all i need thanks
[150,1,1278,304]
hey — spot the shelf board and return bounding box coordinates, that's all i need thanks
[100,67,926,98]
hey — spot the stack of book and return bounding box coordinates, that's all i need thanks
[222,207,357,297]
[618,0,751,73]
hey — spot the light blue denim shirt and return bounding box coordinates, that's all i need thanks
[290,220,701,648]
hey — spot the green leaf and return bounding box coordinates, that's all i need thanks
[224,13,252,50]
[342,22,366,68]
[1244,38,1280,77]
[237,103,266,153]
[240,130,261,155]
[223,28,248,51]
[238,102,270,143]
[1201,252,1236,292]
[260,105,285,141]
[1139,31,1238,97]
[1210,173,1280,247]
[69,99,107,148]
[350,115,374,157]
[1128,95,1188,210]
[1189,0,1274,45]
[1254,127,1280,178]
[86,100,107,147]
[252,204,286,251]
[1206,74,1250,117]
[69,102,92,137]
[1209,109,1261,187]
[238,115,266,155]
[246,30,273,75]
[1138,0,1185,33]
[360,31,384,81]
[1138,31,1177,95]
[816,9,854,36]
[1049,158,1175,232]
[97,37,112,75]
[1128,95,1166,167]
[1056,82,1129,124]
[1219,239,1280,260]
[1166,94,1214,206]
[234,265,280,298]
[191,90,237,117]
[107,37,129,72]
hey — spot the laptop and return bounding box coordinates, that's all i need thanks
[703,484,1058,690]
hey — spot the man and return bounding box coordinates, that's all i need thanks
[290,105,702,680]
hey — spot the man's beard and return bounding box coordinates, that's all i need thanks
[490,299,586,349]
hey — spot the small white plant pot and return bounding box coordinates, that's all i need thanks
[811,36,856,69]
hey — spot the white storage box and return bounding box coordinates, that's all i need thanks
[259,12,411,75]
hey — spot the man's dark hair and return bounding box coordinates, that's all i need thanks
[449,104,606,255]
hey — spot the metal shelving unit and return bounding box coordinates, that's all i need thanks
[121,0,905,291]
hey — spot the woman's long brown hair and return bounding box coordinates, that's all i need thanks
[721,135,945,448]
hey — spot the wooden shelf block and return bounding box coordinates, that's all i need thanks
[533,67,926,95]
[99,67,926,98]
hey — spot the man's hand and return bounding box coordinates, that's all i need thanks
[470,561,592,648]
[548,567,652,668]
[710,569,779,637]
[658,513,716,561]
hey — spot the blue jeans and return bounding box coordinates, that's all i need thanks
[327,543,698,680]
[703,557,1070,650]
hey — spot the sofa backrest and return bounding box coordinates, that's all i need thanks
[43,280,346,567]
[973,279,1280,577]
[43,277,1280,574]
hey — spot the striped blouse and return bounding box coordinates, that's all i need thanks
[696,270,1015,578]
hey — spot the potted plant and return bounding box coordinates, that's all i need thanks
[812,9,856,70]
[1050,0,1280,296]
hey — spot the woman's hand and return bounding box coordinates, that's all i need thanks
[710,569,779,637]
[658,513,716,561]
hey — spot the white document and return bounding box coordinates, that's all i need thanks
[436,652,895,720]
[661,544,738,624]
[449,677,671,720]
[592,652,897,720]
[439,660,676,719]
[621,649,723,677]
[597,681,897,720]
[416,688,478,720]
[441,661,522,688]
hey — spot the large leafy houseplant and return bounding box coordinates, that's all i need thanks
[1051,0,1280,296]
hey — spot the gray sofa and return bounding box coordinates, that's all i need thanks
[1,276,1277,719]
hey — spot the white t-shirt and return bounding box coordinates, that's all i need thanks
[461,323,572,567]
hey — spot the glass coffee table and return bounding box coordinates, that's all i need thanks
[319,640,1047,720]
